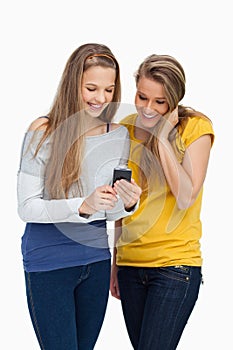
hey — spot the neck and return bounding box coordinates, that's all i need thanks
[83,114,108,136]
[134,116,152,142]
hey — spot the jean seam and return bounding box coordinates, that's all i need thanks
[27,273,46,350]
[165,275,190,349]
[166,293,186,349]
[157,270,190,284]
[77,264,91,284]
[166,267,198,349]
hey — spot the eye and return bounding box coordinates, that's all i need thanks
[138,94,147,100]
[106,89,114,93]
[87,87,96,92]
[156,100,166,104]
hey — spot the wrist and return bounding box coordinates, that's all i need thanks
[111,247,117,264]
[78,200,92,218]
[125,202,137,212]
[158,133,170,142]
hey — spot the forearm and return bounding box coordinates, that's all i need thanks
[17,172,91,223]
[158,137,193,209]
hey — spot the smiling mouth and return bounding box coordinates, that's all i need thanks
[142,112,160,119]
[88,103,104,112]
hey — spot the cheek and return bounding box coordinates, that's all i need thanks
[135,99,142,114]
[81,88,89,103]
[135,96,143,107]
[106,93,114,103]
[159,104,169,115]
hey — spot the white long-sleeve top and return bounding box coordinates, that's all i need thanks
[17,125,136,223]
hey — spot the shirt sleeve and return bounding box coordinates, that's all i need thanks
[17,131,91,223]
[181,116,215,148]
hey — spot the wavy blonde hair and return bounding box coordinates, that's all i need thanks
[35,43,121,198]
[134,54,209,189]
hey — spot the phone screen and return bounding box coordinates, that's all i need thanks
[112,167,132,186]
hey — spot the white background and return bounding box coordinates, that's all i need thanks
[1,0,232,349]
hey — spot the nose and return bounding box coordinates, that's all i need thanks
[144,101,154,113]
[144,100,153,112]
[95,90,106,104]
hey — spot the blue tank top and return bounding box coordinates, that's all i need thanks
[22,220,110,272]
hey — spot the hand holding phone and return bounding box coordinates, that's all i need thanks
[112,166,141,211]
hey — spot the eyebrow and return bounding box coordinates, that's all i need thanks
[137,90,166,100]
[85,82,115,87]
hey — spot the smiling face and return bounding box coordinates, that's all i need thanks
[135,76,169,130]
[81,66,116,118]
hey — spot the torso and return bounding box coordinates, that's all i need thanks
[116,113,214,268]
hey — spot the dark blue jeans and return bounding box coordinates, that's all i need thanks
[24,259,111,350]
[117,265,202,350]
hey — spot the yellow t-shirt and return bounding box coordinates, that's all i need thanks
[116,114,215,267]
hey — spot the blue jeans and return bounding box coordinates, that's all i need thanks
[117,265,202,350]
[24,259,111,350]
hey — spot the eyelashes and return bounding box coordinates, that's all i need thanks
[86,87,114,93]
[138,94,166,104]
[138,94,147,101]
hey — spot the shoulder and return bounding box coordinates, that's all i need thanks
[180,115,215,147]
[28,117,49,131]
[120,114,137,127]
[110,124,130,140]
[110,123,129,134]
[110,123,121,131]
[118,114,137,139]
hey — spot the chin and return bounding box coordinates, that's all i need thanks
[141,118,160,129]
[86,110,102,118]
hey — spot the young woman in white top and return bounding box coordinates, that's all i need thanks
[17,43,141,350]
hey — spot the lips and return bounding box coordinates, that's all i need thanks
[141,111,162,121]
[142,112,157,119]
[88,103,103,111]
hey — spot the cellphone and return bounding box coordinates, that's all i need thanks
[112,167,132,186]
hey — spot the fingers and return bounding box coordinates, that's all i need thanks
[114,179,141,196]
[110,278,120,299]
[158,108,179,140]
[101,192,118,202]
[95,195,117,210]
[84,185,118,213]
[167,106,179,125]
[100,185,117,195]
[113,179,141,208]
[98,186,118,207]
[110,283,121,300]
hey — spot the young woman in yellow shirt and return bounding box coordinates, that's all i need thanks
[111,54,214,350]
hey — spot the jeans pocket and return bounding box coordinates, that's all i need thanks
[158,266,191,284]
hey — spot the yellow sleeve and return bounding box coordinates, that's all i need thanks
[181,116,215,148]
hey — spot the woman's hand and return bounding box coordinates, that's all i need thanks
[110,263,120,300]
[78,185,118,215]
[113,178,141,211]
[158,106,179,140]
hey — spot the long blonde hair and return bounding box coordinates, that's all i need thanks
[35,43,121,198]
[134,54,209,189]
